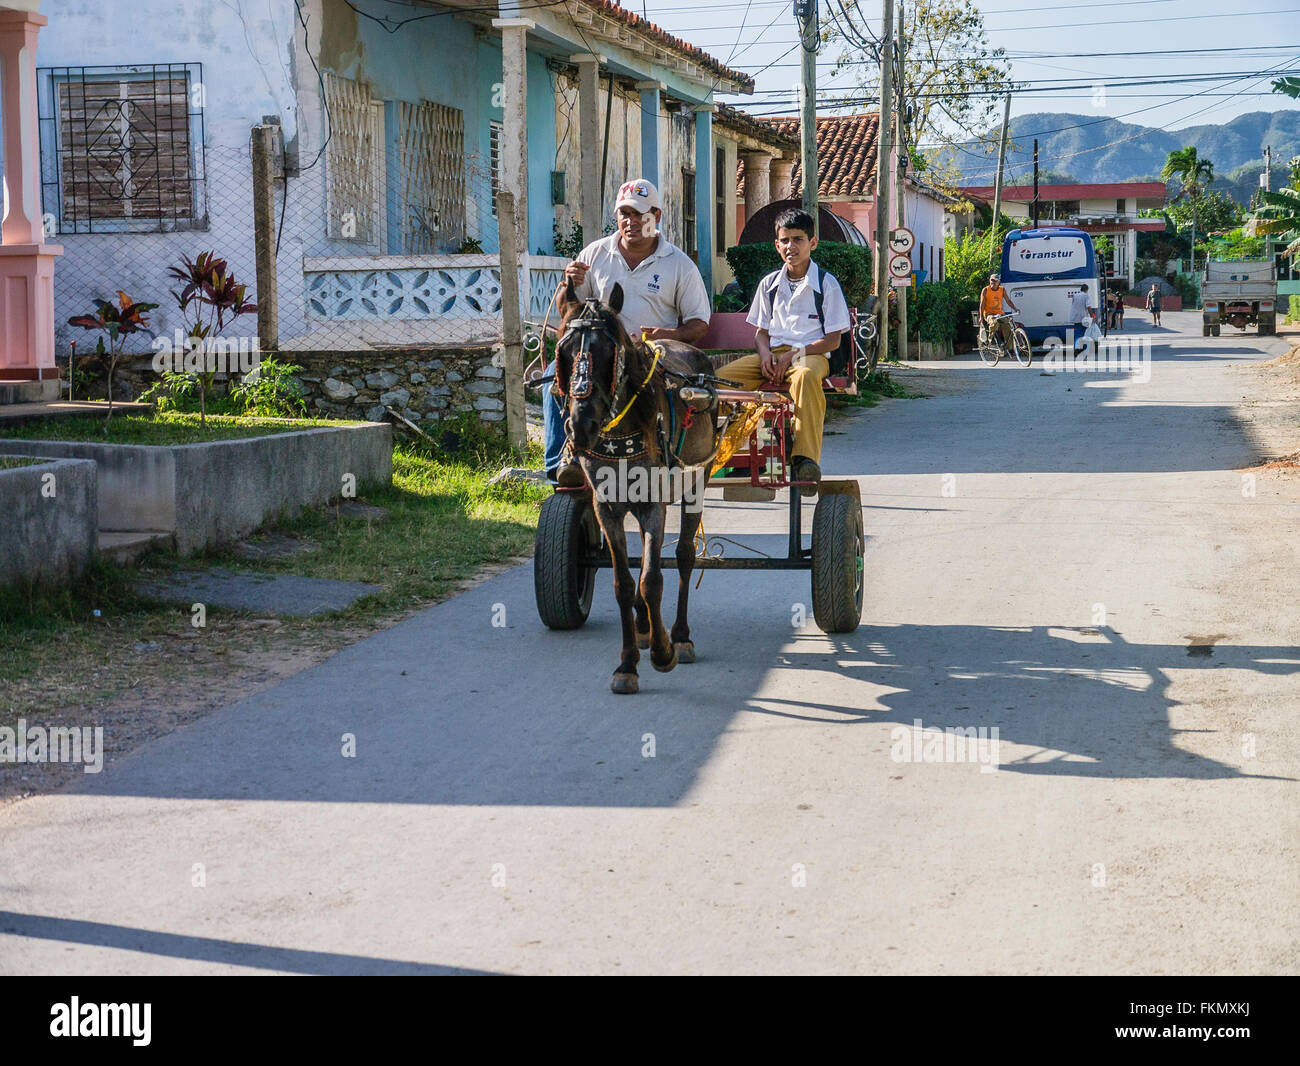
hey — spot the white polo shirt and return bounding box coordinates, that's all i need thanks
[746,261,851,349]
[573,233,712,334]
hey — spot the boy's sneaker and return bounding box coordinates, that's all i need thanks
[791,456,821,497]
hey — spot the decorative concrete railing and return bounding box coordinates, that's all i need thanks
[301,254,569,347]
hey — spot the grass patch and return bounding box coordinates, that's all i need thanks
[0,411,343,445]
[0,457,44,469]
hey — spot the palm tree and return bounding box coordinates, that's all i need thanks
[1161,146,1215,276]
[1247,187,1300,259]
[1246,155,1300,261]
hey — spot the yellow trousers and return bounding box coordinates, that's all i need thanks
[715,350,828,461]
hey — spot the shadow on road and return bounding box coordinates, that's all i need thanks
[0,911,495,974]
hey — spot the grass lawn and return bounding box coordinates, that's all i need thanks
[0,457,44,469]
[0,411,343,445]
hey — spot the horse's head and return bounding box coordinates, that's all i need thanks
[554,280,640,449]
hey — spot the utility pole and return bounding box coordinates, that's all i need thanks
[895,0,908,362]
[989,93,1010,266]
[872,0,895,373]
[1032,138,1040,228]
[797,0,819,231]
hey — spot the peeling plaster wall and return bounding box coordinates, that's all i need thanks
[34,0,300,355]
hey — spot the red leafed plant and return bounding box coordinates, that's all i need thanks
[167,252,258,424]
[67,291,159,424]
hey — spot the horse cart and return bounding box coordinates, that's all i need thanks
[532,308,876,640]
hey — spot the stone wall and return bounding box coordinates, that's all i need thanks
[102,345,507,430]
[293,347,505,426]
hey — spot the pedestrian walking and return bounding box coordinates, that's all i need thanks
[1146,284,1162,326]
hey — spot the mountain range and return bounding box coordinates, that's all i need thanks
[953,109,1300,204]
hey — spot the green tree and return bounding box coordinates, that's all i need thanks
[1161,146,1216,274]
[825,0,1017,189]
[1165,190,1241,245]
[1246,156,1300,259]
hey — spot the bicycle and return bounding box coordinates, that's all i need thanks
[977,310,1032,367]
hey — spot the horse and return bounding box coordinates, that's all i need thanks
[553,280,722,694]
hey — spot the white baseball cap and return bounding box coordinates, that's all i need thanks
[616,178,661,213]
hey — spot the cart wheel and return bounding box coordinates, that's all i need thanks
[811,493,864,634]
[535,492,599,629]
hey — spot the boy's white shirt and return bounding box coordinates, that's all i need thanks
[746,260,851,350]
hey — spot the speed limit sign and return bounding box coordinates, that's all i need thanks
[888,252,912,279]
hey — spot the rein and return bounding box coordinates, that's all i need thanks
[602,337,662,433]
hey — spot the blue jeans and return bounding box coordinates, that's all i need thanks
[543,387,567,474]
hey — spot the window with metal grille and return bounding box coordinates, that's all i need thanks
[323,72,387,249]
[682,167,696,260]
[489,120,502,217]
[398,99,466,253]
[38,63,206,234]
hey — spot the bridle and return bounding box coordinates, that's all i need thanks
[557,302,659,433]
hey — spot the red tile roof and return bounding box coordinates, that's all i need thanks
[573,1,755,91]
[764,113,881,197]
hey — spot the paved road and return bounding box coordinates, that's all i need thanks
[2,312,1297,974]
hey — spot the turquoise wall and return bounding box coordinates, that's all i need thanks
[340,16,556,255]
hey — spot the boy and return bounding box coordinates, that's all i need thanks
[716,208,850,495]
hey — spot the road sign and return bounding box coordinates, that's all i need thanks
[889,252,912,279]
[890,276,911,287]
[889,227,915,255]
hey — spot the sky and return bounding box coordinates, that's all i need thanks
[636,0,1300,141]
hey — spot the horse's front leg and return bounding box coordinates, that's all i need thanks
[637,504,677,673]
[600,509,641,694]
[671,470,705,663]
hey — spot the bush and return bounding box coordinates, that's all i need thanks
[1170,272,1199,307]
[231,357,308,417]
[944,228,1006,305]
[1289,294,1300,323]
[907,279,960,344]
[724,241,873,308]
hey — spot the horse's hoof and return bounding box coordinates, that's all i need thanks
[651,647,678,673]
[674,641,696,664]
[636,631,651,650]
[611,673,639,694]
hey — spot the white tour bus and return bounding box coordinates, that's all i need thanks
[998,227,1101,349]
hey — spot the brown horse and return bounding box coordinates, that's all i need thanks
[554,281,721,694]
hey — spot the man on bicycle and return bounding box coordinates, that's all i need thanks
[979,273,1019,351]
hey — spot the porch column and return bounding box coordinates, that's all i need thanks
[635,80,663,189]
[771,157,795,202]
[0,9,62,380]
[491,17,534,261]
[740,150,772,225]
[1127,228,1137,289]
[572,53,604,246]
[693,104,714,292]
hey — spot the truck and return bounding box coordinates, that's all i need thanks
[1201,258,1277,337]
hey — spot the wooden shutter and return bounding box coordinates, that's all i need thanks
[57,74,193,227]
